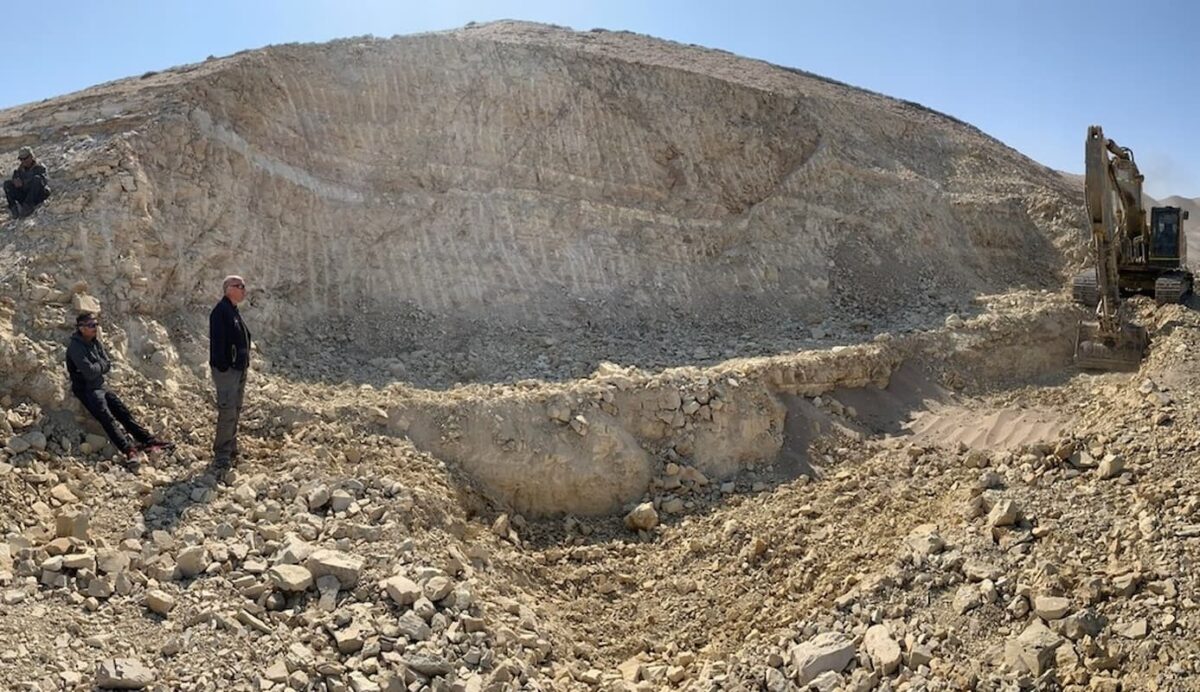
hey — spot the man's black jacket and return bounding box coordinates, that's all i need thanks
[209,296,251,371]
[11,162,48,188]
[65,331,110,392]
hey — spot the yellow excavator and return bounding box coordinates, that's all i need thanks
[1071,126,1191,369]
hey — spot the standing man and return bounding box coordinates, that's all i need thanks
[4,147,51,218]
[66,312,170,462]
[210,275,251,469]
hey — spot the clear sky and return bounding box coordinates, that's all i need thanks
[5,0,1197,198]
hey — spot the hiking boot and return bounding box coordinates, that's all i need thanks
[123,447,146,468]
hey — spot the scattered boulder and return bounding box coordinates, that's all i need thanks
[269,564,314,592]
[1097,454,1125,480]
[987,499,1019,527]
[862,624,902,675]
[306,549,364,589]
[790,632,856,685]
[1003,620,1063,676]
[953,584,982,614]
[624,502,659,531]
[96,658,155,689]
[1033,595,1071,621]
[144,589,176,616]
[382,575,421,605]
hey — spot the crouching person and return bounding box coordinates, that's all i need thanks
[65,312,171,463]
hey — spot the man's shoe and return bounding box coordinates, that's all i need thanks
[123,448,146,468]
[141,439,175,453]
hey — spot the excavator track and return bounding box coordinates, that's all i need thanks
[1071,270,1099,307]
[1154,273,1192,304]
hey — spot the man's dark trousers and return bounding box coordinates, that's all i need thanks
[75,388,151,453]
[4,178,48,212]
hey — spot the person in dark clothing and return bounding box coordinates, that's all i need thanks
[65,312,171,462]
[209,275,251,468]
[4,147,51,218]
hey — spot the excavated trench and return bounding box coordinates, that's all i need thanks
[359,294,1084,518]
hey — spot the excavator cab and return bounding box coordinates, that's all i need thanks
[1149,207,1187,265]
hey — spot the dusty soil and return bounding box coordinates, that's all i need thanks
[0,19,1196,692]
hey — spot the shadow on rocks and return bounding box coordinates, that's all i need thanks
[140,457,230,532]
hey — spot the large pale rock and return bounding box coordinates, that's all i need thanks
[306,549,364,588]
[790,632,856,685]
[96,548,130,574]
[1003,620,1063,675]
[422,575,454,602]
[1033,595,1071,621]
[175,545,208,578]
[55,510,90,539]
[1097,454,1125,480]
[862,624,902,675]
[953,584,982,614]
[1113,619,1148,639]
[904,524,944,556]
[96,658,155,689]
[72,293,102,315]
[382,575,421,605]
[269,564,314,592]
[987,499,1019,527]
[624,502,659,531]
[144,589,176,615]
[396,610,431,641]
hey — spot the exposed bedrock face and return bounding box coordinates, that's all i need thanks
[3,23,1082,356]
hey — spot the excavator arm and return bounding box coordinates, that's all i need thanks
[1074,126,1148,370]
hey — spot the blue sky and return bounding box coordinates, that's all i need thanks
[6,1,1197,197]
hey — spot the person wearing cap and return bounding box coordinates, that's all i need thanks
[4,146,51,218]
[209,275,251,469]
[65,312,172,463]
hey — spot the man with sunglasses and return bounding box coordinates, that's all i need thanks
[209,275,251,470]
[4,146,50,218]
[65,312,171,463]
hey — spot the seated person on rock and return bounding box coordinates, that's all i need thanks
[65,312,171,462]
[4,146,51,218]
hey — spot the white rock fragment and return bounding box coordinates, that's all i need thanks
[269,564,314,592]
[96,658,155,689]
[624,502,659,531]
[307,549,363,589]
[790,632,856,685]
[863,624,902,675]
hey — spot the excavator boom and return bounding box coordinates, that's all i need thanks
[1073,126,1148,370]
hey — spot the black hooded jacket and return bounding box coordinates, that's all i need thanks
[11,162,49,189]
[65,331,110,392]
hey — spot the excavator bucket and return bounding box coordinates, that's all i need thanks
[1073,321,1148,371]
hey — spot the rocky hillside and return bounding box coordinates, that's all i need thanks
[0,21,1085,395]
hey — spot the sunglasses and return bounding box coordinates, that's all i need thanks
[18,155,30,161]
[230,283,246,289]
[80,322,98,328]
